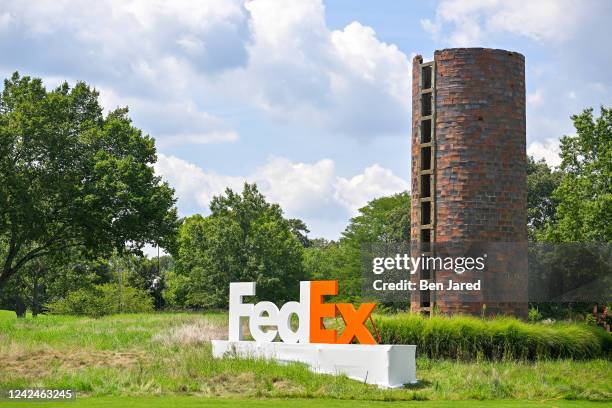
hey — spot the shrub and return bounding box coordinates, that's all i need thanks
[528,307,543,323]
[373,313,611,361]
[163,270,192,309]
[47,284,154,317]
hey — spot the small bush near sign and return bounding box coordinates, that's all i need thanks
[47,284,154,317]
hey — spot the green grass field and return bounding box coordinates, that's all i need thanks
[1,397,610,408]
[0,310,611,406]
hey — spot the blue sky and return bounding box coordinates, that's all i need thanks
[1,0,611,244]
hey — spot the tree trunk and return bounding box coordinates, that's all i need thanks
[15,296,26,318]
[32,282,40,317]
[31,268,41,317]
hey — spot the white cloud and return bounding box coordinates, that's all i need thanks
[1,0,250,146]
[252,157,337,216]
[334,164,409,215]
[0,12,11,30]
[587,82,607,94]
[527,88,544,108]
[421,0,612,163]
[326,22,411,135]
[95,86,239,145]
[1,0,412,142]
[154,154,244,211]
[154,154,409,238]
[527,138,562,167]
[132,100,239,146]
[422,0,589,46]
[241,1,412,137]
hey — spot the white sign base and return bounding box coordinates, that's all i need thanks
[211,340,416,388]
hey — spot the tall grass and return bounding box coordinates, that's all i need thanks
[1,311,611,401]
[373,313,612,361]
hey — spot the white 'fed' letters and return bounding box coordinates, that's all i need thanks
[228,281,311,343]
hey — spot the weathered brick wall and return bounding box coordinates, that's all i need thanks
[411,48,528,317]
[434,48,527,244]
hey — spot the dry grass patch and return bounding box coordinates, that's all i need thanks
[200,372,306,397]
[152,320,227,346]
[0,348,147,379]
[271,377,305,394]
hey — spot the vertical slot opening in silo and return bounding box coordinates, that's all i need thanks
[420,290,430,308]
[421,201,431,225]
[422,65,432,90]
[421,92,432,116]
[421,228,431,252]
[421,264,431,279]
[421,146,431,170]
[421,119,431,143]
[421,174,431,197]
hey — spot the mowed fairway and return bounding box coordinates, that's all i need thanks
[0,310,611,405]
[1,397,610,408]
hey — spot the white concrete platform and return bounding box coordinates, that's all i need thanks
[211,340,416,388]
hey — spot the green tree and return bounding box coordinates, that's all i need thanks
[169,183,305,309]
[544,107,612,242]
[11,257,53,317]
[108,252,174,310]
[303,192,410,302]
[0,73,179,299]
[0,246,114,317]
[288,218,311,247]
[43,250,113,300]
[302,238,357,301]
[527,156,562,241]
[341,192,411,244]
[46,283,154,317]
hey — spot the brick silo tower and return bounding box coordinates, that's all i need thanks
[410,48,528,317]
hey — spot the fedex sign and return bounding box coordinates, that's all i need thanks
[229,280,377,344]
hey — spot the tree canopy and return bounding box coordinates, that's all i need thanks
[544,107,612,242]
[168,183,305,308]
[527,156,562,241]
[0,73,178,290]
[341,192,411,245]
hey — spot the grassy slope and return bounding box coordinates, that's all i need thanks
[0,310,610,402]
